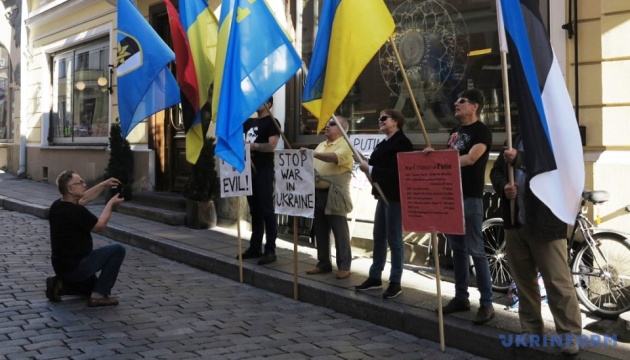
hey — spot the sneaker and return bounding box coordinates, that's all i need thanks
[473,304,495,324]
[257,253,277,265]
[45,276,63,302]
[560,333,580,356]
[355,278,383,291]
[439,297,471,314]
[382,282,402,299]
[236,248,263,260]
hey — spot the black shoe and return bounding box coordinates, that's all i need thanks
[257,253,277,265]
[439,297,470,314]
[382,282,402,299]
[355,278,383,291]
[237,249,263,260]
[45,276,62,302]
[473,304,495,324]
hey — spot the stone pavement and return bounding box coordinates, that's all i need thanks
[0,209,484,359]
[0,171,628,359]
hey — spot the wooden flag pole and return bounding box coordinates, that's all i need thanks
[432,232,446,352]
[389,35,431,148]
[329,114,389,206]
[499,51,516,224]
[237,200,243,283]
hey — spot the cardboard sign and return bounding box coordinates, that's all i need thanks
[349,134,384,189]
[398,150,464,234]
[219,144,253,198]
[274,149,315,218]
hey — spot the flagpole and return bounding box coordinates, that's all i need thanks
[237,200,243,283]
[497,1,516,223]
[389,35,431,148]
[329,114,389,206]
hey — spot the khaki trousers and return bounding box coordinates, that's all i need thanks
[505,227,582,335]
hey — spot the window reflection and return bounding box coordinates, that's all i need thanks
[0,45,9,140]
[52,39,110,143]
[298,0,548,144]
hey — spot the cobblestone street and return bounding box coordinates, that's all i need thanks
[0,209,484,359]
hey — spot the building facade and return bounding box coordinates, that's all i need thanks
[1,0,629,233]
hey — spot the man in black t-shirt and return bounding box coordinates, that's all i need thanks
[429,89,495,324]
[47,170,126,307]
[238,97,280,265]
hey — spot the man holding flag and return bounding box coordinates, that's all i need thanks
[491,0,585,355]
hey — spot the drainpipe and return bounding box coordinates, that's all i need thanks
[17,0,27,177]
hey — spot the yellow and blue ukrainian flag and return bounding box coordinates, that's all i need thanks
[302,0,394,133]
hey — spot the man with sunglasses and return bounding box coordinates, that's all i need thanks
[429,89,495,324]
[301,116,353,279]
[46,170,126,307]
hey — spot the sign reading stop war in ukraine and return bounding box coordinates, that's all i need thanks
[274,149,315,218]
[219,144,252,198]
[398,150,464,235]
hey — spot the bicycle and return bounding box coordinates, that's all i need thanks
[480,190,630,319]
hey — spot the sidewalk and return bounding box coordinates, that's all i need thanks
[0,171,627,360]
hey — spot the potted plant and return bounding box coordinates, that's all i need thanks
[183,137,220,229]
[104,120,133,200]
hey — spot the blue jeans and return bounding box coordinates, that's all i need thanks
[62,244,126,296]
[369,199,403,283]
[246,166,277,254]
[447,197,493,306]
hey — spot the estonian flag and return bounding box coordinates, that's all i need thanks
[498,0,584,224]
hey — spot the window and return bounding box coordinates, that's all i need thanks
[51,38,111,144]
[0,45,10,141]
[295,0,549,146]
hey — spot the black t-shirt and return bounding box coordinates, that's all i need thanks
[447,121,492,198]
[243,115,281,169]
[49,199,98,275]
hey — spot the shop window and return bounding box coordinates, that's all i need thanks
[296,0,549,146]
[51,38,111,144]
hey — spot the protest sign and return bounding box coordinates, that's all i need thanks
[219,144,252,198]
[274,149,315,218]
[398,150,464,234]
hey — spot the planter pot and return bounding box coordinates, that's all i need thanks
[185,199,217,229]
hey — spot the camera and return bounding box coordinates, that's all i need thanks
[110,184,124,199]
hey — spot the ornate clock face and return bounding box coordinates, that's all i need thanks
[379,0,469,130]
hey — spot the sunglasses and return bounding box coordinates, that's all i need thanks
[378,115,390,122]
[326,121,337,127]
[456,98,475,104]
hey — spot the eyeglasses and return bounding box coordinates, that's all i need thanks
[69,180,86,187]
[378,115,390,122]
[326,121,337,127]
[456,98,475,104]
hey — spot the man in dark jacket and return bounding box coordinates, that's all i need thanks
[490,134,581,356]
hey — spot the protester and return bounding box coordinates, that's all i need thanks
[427,89,495,324]
[47,170,126,307]
[238,97,280,265]
[490,134,582,355]
[355,109,413,299]
[301,116,353,279]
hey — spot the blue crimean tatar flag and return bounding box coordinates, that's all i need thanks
[213,0,301,172]
[498,0,584,224]
[117,0,180,137]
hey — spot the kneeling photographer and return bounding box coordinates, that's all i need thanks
[46,170,126,307]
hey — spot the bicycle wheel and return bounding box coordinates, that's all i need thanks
[482,218,511,292]
[571,232,630,319]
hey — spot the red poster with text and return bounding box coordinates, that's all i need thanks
[397,150,464,234]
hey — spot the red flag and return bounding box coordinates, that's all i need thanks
[164,0,198,108]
